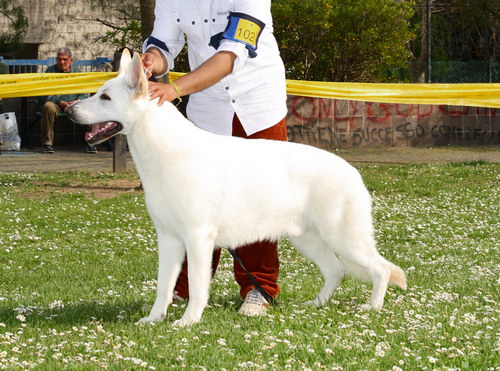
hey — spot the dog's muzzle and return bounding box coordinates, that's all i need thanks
[65,104,123,145]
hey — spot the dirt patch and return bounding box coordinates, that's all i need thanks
[336,146,500,166]
[19,178,143,199]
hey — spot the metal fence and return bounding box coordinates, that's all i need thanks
[0,57,113,150]
[404,61,500,83]
[0,57,112,73]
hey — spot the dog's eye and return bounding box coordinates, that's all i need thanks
[100,93,111,101]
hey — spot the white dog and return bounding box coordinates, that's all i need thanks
[66,50,406,327]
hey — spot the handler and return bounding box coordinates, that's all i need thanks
[141,0,288,316]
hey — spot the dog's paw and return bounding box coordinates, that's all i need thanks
[359,303,382,312]
[172,316,200,328]
[303,299,319,307]
[358,304,372,312]
[136,314,165,324]
[303,296,326,307]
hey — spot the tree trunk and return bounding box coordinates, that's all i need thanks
[411,0,431,83]
[140,0,156,41]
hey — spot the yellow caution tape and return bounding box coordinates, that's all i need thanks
[1,71,500,109]
[285,80,500,109]
[0,72,117,98]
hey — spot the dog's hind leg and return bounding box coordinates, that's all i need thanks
[173,236,215,327]
[290,232,346,306]
[138,232,185,323]
[331,233,392,310]
[320,194,400,310]
[342,251,392,310]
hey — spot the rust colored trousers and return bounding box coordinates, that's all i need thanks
[174,115,288,300]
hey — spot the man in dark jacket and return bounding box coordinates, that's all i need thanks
[41,47,93,153]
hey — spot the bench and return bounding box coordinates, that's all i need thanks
[0,57,112,147]
[0,57,127,172]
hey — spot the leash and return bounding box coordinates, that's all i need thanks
[227,248,275,304]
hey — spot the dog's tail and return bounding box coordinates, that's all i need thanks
[389,263,407,290]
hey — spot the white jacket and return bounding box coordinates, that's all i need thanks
[144,0,287,136]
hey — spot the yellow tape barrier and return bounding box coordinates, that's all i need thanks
[0,72,117,99]
[1,71,500,108]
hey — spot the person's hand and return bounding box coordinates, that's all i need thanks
[148,81,177,106]
[141,52,156,79]
[59,101,70,109]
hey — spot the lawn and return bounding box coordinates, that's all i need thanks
[0,162,498,370]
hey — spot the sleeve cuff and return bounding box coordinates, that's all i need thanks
[143,42,175,78]
[218,40,249,74]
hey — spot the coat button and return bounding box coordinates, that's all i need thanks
[192,21,195,25]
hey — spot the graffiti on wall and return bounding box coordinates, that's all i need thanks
[286,96,500,148]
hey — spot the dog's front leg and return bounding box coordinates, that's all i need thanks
[138,233,184,323]
[172,237,215,327]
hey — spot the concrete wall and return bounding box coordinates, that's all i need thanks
[286,96,500,148]
[12,0,132,60]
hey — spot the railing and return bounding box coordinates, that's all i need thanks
[0,56,126,172]
[0,57,112,73]
[0,57,113,151]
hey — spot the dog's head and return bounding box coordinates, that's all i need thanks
[65,49,149,145]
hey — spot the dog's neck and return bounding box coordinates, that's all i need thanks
[126,100,206,187]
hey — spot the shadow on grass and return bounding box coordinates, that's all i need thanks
[0,295,247,327]
[0,300,156,326]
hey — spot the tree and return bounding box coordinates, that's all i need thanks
[433,0,499,61]
[408,0,499,82]
[93,0,190,71]
[0,0,29,49]
[272,0,415,82]
[139,0,156,41]
[91,0,145,51]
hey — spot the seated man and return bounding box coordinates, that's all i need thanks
[41,47,95,153]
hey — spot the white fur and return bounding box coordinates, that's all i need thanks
[66,50,407,327]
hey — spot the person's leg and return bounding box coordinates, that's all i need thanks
[231,116,288,142]
[233,240,281,299]
[41,101,59,146]
[231,115,288,300]
[173,249,222,299]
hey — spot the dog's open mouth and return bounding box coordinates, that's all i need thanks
[85,122,123,145]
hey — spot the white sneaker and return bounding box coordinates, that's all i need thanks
[173,291,185,302]
[238,289,269,316]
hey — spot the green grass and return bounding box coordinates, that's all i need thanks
[0,163,498,370]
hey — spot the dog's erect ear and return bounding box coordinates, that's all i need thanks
[124,53,148,97]
[118,49,132,76]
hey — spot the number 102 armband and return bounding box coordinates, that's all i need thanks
[222,12,265,58]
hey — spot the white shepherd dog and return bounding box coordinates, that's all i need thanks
[65,50,406,327]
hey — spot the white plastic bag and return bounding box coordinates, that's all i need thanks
[0,112,21,151]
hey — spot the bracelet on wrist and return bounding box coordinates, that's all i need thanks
[170,81,182,103]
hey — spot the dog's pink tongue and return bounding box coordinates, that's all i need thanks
[85,122,107,142]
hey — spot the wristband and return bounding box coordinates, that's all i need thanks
[170,81,182,103]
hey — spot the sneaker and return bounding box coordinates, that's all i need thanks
[238,289,269,316]
[42,145,54,153]
[173,291,186,302]
[87,145,97,153]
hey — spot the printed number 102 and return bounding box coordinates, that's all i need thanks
[237,27,256,45]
